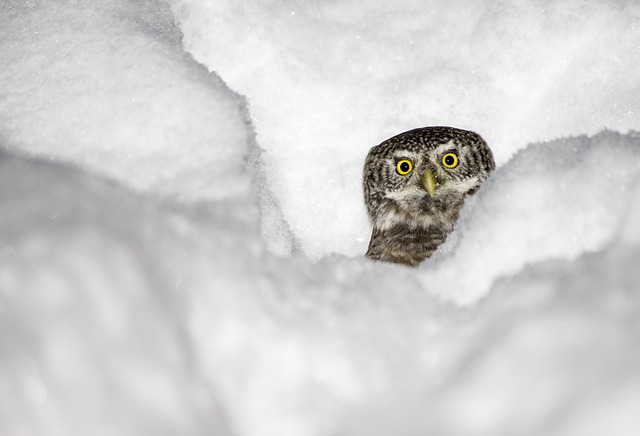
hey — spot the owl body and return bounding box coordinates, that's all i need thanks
[363,126,494,266]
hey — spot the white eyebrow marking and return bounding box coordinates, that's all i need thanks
[391,150,420,160]
[434,139,456,154]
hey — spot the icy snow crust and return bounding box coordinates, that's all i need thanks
[1,1,640,436]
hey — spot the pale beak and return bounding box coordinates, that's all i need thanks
[421,169,436,197]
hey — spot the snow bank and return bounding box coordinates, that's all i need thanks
[424,130,640,305]
[3,133,640,436]
[171,0,640,257]
[0,151,232,435]
[2,1,640,436]
[186,132,640,436]
[0,0,250,202]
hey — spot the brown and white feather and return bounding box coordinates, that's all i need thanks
[363,126,494,266]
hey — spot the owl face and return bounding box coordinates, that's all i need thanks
[363,127,494,252]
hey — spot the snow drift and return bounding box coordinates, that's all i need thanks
[1,1,640,436]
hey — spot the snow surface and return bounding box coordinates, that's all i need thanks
[171,0,640,257]
[0,0,251,203]
[2,1,640,436]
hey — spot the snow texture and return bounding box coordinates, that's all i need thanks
[1,1,640,436]
[0,0,250,203]
[172,0,640,257]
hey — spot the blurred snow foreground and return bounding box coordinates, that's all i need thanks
[1,0,640,436]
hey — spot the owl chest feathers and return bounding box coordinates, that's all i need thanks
[366,222,453,266]
[366,198,459,266]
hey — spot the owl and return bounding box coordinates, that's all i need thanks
[363,126,495,266]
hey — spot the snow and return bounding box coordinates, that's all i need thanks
[0,0,251,202]
[1,1,640,436]
[425,131,640,305]
[171,0,640,257]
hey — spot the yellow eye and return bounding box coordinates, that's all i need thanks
[441,152,459,169]
[396,159,413,175]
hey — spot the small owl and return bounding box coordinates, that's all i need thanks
[363,126,495,266]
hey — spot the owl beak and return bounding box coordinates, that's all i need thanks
[421,169,436,197]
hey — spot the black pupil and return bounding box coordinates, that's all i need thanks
[445,155,455,166]
[400,162,410,172]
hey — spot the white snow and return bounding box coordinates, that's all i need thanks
[0,0,251,203]
[1,1,640,436]
[171,0,640,257]
[425,131,640,305]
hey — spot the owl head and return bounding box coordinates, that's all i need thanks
[363,126,495,265]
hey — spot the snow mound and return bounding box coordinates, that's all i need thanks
[171,0,640,257]
[2,133,640,436]
[0,151,232,435]
[2,1,640,436]
[424,130,640,305]
[0,0,250,202]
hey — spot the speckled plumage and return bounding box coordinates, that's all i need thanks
[363,126,495,266]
